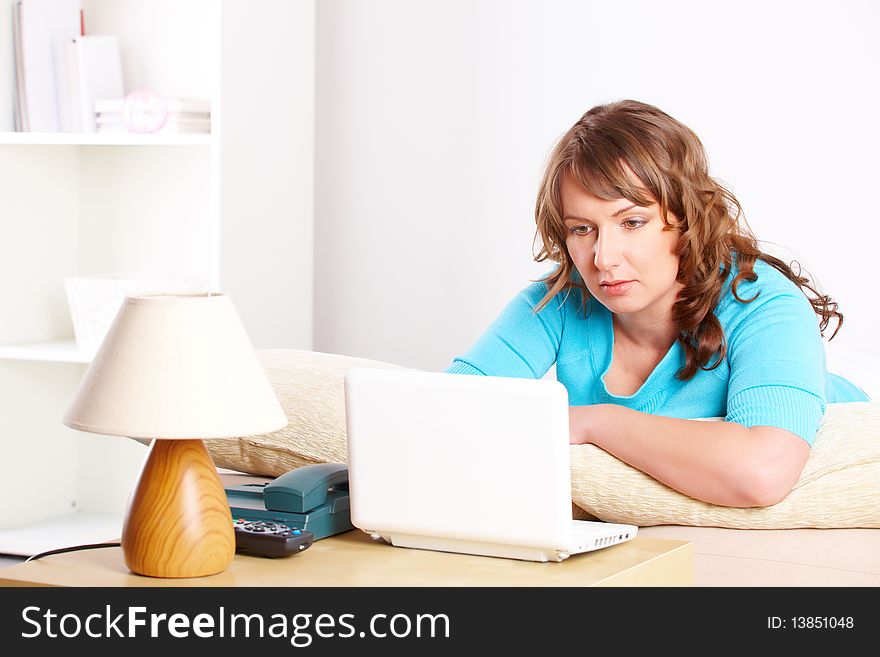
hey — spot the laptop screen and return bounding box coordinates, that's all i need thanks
[344,368,574,549]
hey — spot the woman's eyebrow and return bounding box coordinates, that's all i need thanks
[612,204,639,216]
[563,204,641,222]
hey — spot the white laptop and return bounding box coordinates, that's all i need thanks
[343,368,638,562]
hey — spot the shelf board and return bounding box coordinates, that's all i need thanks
[0,132,214,146]
[0,339,93,364]
[0,512,121,557]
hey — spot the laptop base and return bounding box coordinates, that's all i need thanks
[365,530,571,562]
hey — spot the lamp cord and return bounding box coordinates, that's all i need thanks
[24,541,122,563]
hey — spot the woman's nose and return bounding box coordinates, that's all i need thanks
[593,231,622,271]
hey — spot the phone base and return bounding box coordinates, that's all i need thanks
[226,485,353,540]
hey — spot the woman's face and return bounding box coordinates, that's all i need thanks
[561,173,682,321]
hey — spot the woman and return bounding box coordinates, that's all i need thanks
[446,99,868,508]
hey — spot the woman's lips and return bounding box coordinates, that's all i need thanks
[600,280,635,296]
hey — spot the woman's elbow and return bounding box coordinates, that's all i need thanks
[738,429,811,508]
[740,473,795,508]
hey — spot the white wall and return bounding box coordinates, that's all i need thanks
[221,0,315,350]
[314,1,880,386]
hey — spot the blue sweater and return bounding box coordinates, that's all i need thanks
[445,259,868,445]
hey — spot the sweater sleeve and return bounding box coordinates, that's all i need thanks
[444,281,564,379]
[723,287,827,445]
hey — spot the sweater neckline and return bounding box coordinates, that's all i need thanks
[590,302,682,403]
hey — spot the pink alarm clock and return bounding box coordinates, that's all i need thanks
[121,90,168,134]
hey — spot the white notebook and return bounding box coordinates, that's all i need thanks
[54,35,124,132]
[344,368,637,562]
[17,0,82,131]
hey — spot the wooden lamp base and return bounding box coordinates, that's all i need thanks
[121,439,235,578]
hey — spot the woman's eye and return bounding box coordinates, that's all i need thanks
[622,218,646,229]
[568,225,594,236]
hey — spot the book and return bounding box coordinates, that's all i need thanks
[53,37,79,132]
[94,96,212,134]
[73,35,125,132]
[97,114,210,125]
[15,0,82,132]
[54,35,125,132]
[96,123,211,135]
[12,2,26,131]
[94,98,212,115]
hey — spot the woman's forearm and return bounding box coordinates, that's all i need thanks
[569,405,810,507]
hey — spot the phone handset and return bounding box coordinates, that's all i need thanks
[263,463,349,514]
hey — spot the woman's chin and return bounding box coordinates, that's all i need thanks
[593,295,644,315]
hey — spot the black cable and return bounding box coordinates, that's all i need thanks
[24,541,122,563]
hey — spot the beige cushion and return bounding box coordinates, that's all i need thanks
[209,349,880,529]
[571,402,880,528]
[205,349,402,476]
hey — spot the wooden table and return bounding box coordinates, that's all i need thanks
[0,530,691,587]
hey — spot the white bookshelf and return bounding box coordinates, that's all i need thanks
[0,132,214,146]
[0,0,315,553]
[0,512,122,557]
[0,339,92,363]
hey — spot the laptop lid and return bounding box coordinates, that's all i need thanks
[344,368,574,551]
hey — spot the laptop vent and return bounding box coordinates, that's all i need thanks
[595,535,628,548]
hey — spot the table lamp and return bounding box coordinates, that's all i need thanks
[63,293,288,578]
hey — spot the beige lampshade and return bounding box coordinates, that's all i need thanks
[63,293,288,439]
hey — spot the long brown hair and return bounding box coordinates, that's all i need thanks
[533,99,842,380]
